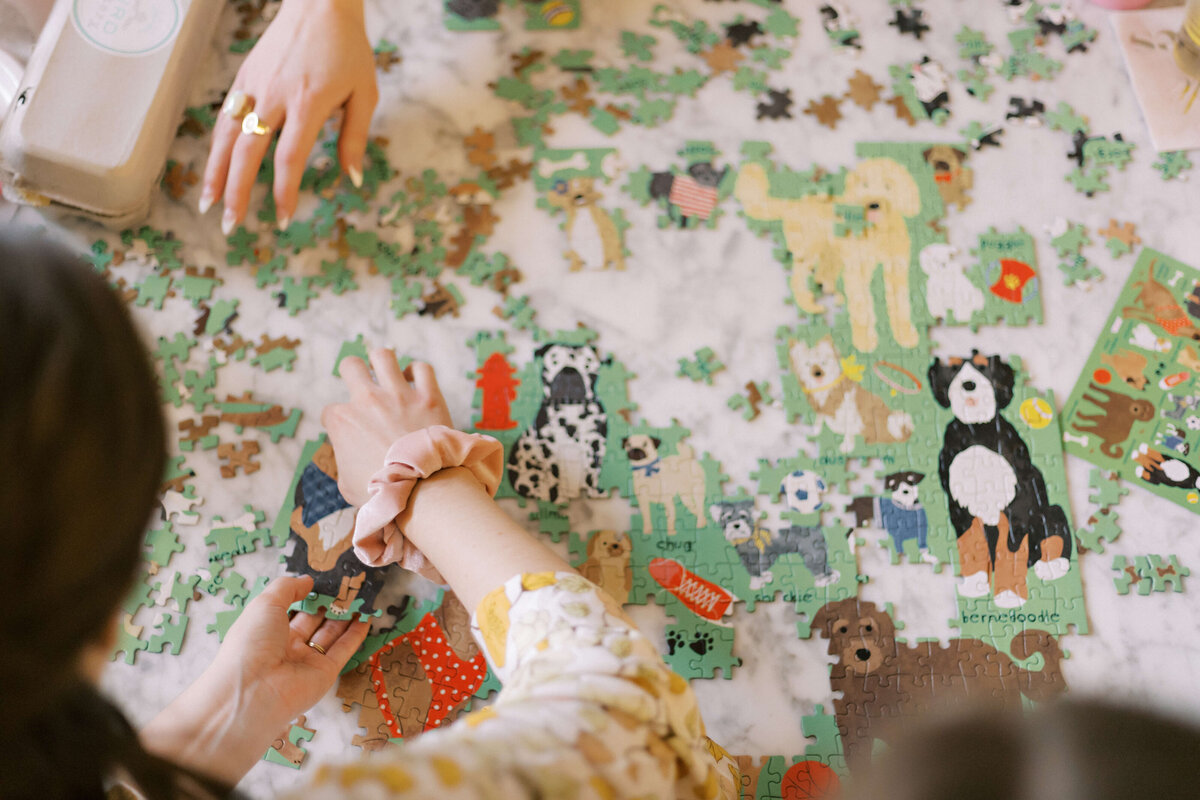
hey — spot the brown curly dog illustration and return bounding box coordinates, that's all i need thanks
[1070,381,1156,458]
[813,598,1067,773]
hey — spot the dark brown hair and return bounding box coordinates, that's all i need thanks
[0,234,228,799]
[855,699,1200,800]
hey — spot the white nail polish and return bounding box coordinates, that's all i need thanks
[278,214,291,232]
[198,190,214,215]
[348,166,363,189]
[221,209,237,236]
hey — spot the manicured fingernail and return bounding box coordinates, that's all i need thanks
[198,188,214,215]
[221,208,237,236]
[278,213,291,232]
[348,166,363,189]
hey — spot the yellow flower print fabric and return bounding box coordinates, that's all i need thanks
[302,572,739,800]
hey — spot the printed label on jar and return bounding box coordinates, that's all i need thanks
[72,0,181,56]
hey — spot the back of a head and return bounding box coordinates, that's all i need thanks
[854,699,1200,800]
[0,233,170,797]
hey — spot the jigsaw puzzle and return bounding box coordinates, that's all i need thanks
[1062,249,1200,512]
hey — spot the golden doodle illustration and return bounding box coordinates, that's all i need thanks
[736,158,922,353]
[544,176,627,272]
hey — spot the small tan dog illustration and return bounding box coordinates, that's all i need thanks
[544,177,626,271]
[736,158,923,353]
[789,336,913,453]
[623,434,708,535]
[1100,348,1149,391]
[579,529,632,603]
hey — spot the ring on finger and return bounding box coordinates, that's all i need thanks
[221,89,254,120]
[241,111,272,137]
[306,639,328,656]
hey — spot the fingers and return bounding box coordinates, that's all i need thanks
[257,575,315,611]
[407,361,442,400]
[370,348,409,397]
[324,619,371,668]
[338,356,374,399]
[306,617,352,653]
[200,104,243,215]
[221,102,286,234]
[289,608,324,642]
[272,100,329,229]
[338,82,379,188]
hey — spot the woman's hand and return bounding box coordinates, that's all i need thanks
[200,0,378,233]
[208,575,369,720]
[322,350,453,506]
[141,576,368,784]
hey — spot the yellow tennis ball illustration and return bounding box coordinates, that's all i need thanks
[1019,397,1053,429]
[541,1,575,26]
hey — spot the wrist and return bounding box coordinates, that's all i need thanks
[399,467,490,538]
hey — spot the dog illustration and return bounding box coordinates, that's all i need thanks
[1162,391,1200,424]
[923,145,972,210]
[813,598,1066,773]
[623,434,708,535]
[929,353,1072,608]
[1133,443,1200,489]
[789,336,914,453]
[1179,344,1200,372]
[1100,348,1149,391]
[507,344,608,503]
[919,242,984,323]
[579,529,631,603]
[286,440,390,615]
[848,472,937,565]
[909,56,951,119]
[544,176,626,271]
[1154,422,1190,456]
[710,499,838,589]
[1128,322,1173,353]
[1070,382,1155,458]
[736,158,923,352]
[648,162,728,226]
[1186,281,1200,318]
[819,2,861,49]
[1120,267,1200,341]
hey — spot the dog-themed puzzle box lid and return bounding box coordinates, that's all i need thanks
[0,0,221,225]
[1062,248,1200,512]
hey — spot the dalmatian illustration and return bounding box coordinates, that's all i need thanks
[507,344,608,503]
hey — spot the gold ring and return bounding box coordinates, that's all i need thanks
[241,111,271,137]
[306,639,328,656]
[221,89,253,120]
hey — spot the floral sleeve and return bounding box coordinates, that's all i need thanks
[302,572,740,800]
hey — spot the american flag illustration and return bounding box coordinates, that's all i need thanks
[668,175,719,220]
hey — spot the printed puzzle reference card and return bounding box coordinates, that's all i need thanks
[1063,248,1200,512]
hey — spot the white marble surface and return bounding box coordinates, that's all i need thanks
[7,0,1200,795]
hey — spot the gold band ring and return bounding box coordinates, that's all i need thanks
[221,89,253,120]
[241,111,272,137]
[306,639,328,656]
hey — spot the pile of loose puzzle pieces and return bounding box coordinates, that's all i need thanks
[76,0,1194,791]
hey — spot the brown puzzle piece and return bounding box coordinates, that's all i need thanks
[845,69,884,110]
[217,440,261,478]
[803,95,843,129]
[178,415,220,444]
[885,95,916,126]
[1098,219,1141,247]
[703,40,745,74]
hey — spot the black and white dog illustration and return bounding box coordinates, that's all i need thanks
[929,352,1072,608]
[711,499,839,590]
[1132,443,1200,490]
[507,344,608,503]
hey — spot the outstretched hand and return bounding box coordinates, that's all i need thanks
[210,575,368,723]
[321,350,454,506]
[200,0,378,233]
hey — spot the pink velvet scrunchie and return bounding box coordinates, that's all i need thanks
[352,425,503,576]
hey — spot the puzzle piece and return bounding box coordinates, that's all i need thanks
[677,347,725,385]
[1076,507,1121,554]
[217,440,262,478]
[1088,468,1129,509]
[1153,150,1193,181]
[263,716,317,769]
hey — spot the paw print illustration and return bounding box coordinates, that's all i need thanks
[1188,415,1200,431]
[689,630,714,655]
[665,630,685,655]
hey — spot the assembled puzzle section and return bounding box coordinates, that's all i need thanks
[1062,248,1200,513]
[534,147,630,272]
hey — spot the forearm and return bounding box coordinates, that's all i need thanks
[140,665,289,786]
[398,467,575,612]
